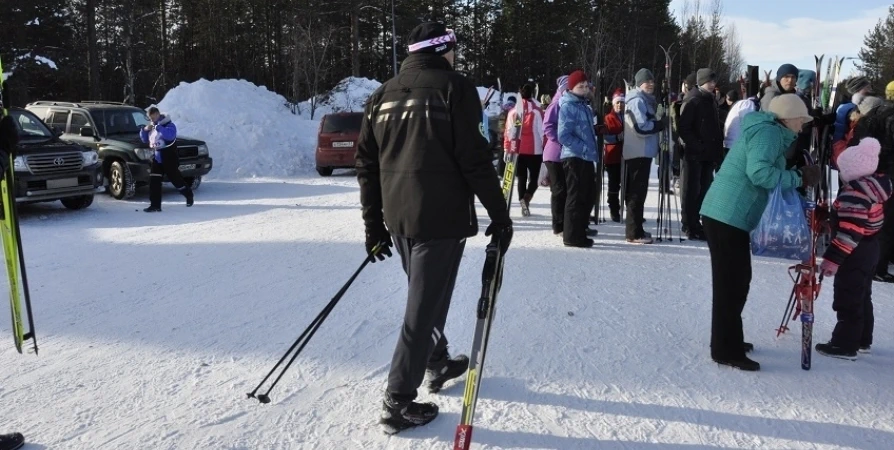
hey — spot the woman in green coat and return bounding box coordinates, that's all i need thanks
[700,94,822,371]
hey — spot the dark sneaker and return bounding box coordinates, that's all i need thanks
[520,200,530,217]
[143,206,162,213]
[586,228,599,237]
[0,433,24,450]
[687,230,707,241]
[712,355,760,371]
[743,342,754,353]
[858,345,871,354]
[425,352,469,393]
[816,342,858,360]
[626,236,654,245]
[379,400,439,435]
[873,273,894,283]
[564,238,595,248]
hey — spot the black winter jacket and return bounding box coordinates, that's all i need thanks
[356,53,510,240]
[678,88,723,162]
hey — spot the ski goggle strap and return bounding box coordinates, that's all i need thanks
[407,29,456,53]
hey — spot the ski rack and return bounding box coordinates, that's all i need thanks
[655,44,683,243]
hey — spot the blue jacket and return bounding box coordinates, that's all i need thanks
[139,115,177,163]
[623,88,661,159]
[558,91,598,162]
[833,103,856,141]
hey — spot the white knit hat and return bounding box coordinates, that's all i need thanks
[768,93,813,122]
[838,137,880,182]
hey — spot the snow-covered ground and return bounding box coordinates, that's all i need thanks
[2,174,893,450]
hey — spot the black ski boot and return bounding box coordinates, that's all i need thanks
[0,432,24,450]
[815,342,858,361]
[143,206,162,213]
[425,351,469,393]
[379,398,439,435]
[712,355,760,371]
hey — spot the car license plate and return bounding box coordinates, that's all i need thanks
[332,141,354,148]
[179,164,196,171]
[47,178,78,189]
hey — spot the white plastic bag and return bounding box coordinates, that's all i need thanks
[538,162,550,187]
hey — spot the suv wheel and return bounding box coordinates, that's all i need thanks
[316,167,334,177]
[108,161,136,199]
[183,176,202,191]
[61,195,94,210]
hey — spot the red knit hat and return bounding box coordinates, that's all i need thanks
[567,70,588,91]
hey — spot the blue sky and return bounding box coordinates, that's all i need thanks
[668,0,892,80]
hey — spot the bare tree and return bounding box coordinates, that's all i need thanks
[292,19,341,119]
[723,22,745,81]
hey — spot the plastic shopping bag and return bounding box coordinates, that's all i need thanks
[750,184,811,261]
[538,163,549,187]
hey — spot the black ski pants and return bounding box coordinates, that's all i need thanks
[515,154,543,202]
[149,145,190,209]
[704,216,752,360]
[831,236,878,352]
[624,157,651,240]
[681,159,714,234]
[876,197,894,276]
[563,157,595,244]
[386,236,465,404]
[545,161,566,234]
[605,163,622,215]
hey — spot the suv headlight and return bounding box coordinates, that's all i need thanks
[13,156,26,172]
[198,144,209,156]
[82,150,99,166]
[134,148,154,161]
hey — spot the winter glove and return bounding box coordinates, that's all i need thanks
[364,223,393,263]
[799,164,822,188]
[652,118,666,132]
[820,259,838,277]
[485,221,513,254]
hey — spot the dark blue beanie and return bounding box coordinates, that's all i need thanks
[776,64,799,82]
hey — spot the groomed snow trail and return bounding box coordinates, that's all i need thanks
[1,174,892,450]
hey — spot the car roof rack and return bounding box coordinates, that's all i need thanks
[79,101,128,105]
[27,100,83,108]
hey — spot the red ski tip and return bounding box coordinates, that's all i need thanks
[454,425,473,450]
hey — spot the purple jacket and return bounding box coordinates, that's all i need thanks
[543,79,568,162]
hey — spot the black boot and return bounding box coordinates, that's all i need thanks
[180,187,194,207]
[0,433,24,450]
[712,355,760,371]
[379,398,439,435]
[815,342,858,361]
[425,350,469,393]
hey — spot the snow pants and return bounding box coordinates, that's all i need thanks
[624,157,651,240]
[681,159,714,235]
[515,154,543,202]
[545,161,566,234]
[704,216,752,360]
[386,236,466,404]
[149,146,191,209]
[563,157,595,244]
[831,236,878,351]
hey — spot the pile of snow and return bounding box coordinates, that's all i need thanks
[297,77,381,118]
[157,79,318,179]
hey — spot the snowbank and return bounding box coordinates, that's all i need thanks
[157,79,318,179]
[297,77,381,118]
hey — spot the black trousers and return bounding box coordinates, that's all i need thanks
[545,161,566,234]
[149,146,190,208]
[624,157,651,240]
[704,216,752,360]
[876,197,894,276]
[387,236,466,403]
[681,159,714,234]
[831,236,879,351]
[605,163,622,215]
[515,154,543,201]
[563,158,595,243]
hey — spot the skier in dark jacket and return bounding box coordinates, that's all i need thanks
[678,68,723,240]
[355,22,513,435]
[139,107,193,212]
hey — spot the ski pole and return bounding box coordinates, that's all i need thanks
[247,243,385,404]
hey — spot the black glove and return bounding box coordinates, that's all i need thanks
[653,119,666,132]
[365,223,393,262]
[799,164,822,188]
[485,221,513,254]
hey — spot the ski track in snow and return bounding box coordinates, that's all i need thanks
[1,171,893,450]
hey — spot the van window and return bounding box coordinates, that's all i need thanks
[47,110,69,131]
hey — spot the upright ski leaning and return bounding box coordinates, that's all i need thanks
[0,56,38,355]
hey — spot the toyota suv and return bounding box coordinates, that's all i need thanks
[6,107,103,209]
[25,101,213,199]
[315,112,362,176]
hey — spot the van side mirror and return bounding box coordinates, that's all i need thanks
[79,127,95,137]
